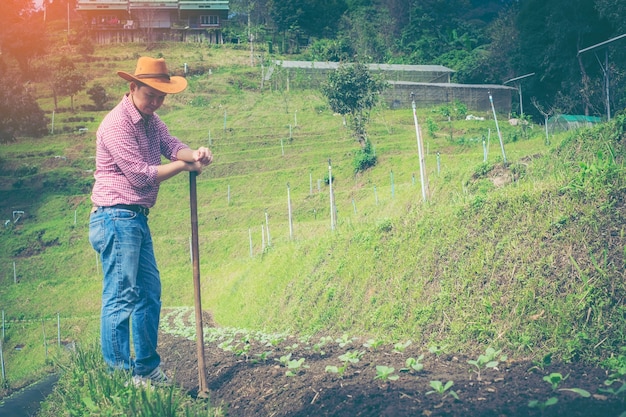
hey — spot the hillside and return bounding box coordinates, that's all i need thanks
[1,44,626,414]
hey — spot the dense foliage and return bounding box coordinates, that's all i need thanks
[0,83,48,142]
[1,0,624,123]
[228,0,625,121]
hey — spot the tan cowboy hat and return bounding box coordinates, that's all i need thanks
[117,56,187,94]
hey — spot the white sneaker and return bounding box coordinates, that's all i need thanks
[132,366,170,387]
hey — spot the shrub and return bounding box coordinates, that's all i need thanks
[353,139,377,173]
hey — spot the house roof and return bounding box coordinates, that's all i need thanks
[76,0,229,11]
[388,81,516,91]
[274,60,455,73]
[548,115,602,123]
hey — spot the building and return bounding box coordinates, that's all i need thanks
[546,114,602,133]
[75,0,229,44]
[266,61,515,113]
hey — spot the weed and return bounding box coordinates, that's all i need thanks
[426,380,459,400]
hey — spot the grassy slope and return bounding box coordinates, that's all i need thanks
[0,42,625,392]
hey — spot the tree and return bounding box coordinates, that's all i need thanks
[0,0,48,78]
[87,83,108,110]
[515,0,612,118]
[52,56,87,111]
[0,82,48,142]
[338,4,394,62]
[321,62,386,146]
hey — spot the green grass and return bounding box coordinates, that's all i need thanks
[1,42,625,404]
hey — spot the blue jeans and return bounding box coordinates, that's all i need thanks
[89,207,161,376]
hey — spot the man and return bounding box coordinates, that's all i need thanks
[89,56,213,385]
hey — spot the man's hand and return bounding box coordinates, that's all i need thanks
[193,147,213,166]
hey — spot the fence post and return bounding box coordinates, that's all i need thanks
[287,183,293,240]
[328,159,336,231]
[0,338,5,382]
[42,318,48,360]
[265,211,271,246]
[57,313,61,348]
[249,228,253,257]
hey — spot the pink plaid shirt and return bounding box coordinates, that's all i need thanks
[91,94,189,208]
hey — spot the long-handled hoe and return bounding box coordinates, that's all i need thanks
[189,171,209,398]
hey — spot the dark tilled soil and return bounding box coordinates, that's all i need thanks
[158,311,626,417]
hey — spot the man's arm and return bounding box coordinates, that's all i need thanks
[156,147,213,183]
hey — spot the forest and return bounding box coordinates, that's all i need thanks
[1,0,625,124]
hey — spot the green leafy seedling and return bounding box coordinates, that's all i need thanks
[313,336,333,355]
[401,355,424,373]
[426,380,459,400]
[338,350,364,364]
[559,387,591,397]
[374,365,399,381]
[275,353,292,367]
[528,397,558,410]
[326,350,365,378]
[325,364,347,377]
[528,353,552,372]
[392,340,412,353]
[335,334,354,348]
[251,350,273,364]
[599,380,626,398]
[543,372,568,390]
[467,347,507,380]
[428,345,448,356]
[285,357,308,376]
[363,338,384,350]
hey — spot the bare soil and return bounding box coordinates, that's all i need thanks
[159,311,626,417]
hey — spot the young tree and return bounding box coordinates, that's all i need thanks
[52,56,87,111]
[321,62,386,146]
